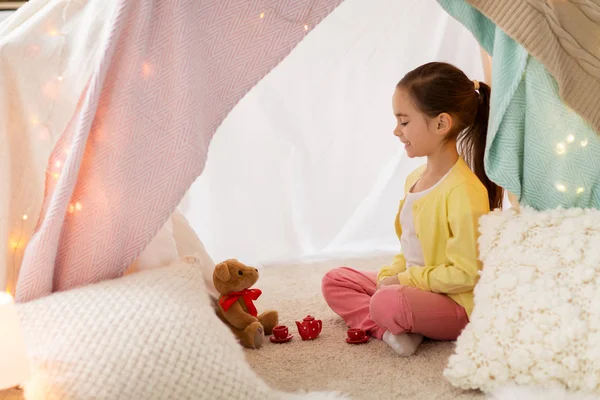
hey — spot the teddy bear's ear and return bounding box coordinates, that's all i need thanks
[214,262,231,282]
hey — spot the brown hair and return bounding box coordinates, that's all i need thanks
[397,62,503,210]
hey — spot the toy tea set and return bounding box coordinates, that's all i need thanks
[213,259,369,349]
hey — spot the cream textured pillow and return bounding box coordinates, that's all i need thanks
[16,257,344,400]
[445,207,600,393]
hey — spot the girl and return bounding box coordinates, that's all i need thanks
[322,62,503,356]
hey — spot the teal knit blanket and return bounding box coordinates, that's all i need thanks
[437,0,600,210]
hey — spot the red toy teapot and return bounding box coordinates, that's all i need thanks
[295,315,322,340]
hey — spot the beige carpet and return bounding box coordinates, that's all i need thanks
[245,254,484,400]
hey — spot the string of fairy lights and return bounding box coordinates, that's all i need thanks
[6,0,84,295]
[553,133,589,194]
[258,0,316,31]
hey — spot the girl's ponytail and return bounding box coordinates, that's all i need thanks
[458,82,503,210]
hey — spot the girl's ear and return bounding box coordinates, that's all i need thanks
[434,113,453,136]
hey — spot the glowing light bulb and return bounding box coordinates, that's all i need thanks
[304,24,309,31]
[31,116,40,125]
[259,12,265,19]
[566,134,575,143]
[556,183,566,192]
[22,215,28,221]
[10,241,18,250]
[577,187,585,194]
[57,76,64,81]
[142,62,152,77]
[75,202,82,211]
[581,139,589,148]
[555,143,566,155]
[52,173,60,180]
[48,29,60,37]
[68,204,75,214]
[55,160,62,168]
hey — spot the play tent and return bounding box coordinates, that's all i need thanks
[1,0,600,398]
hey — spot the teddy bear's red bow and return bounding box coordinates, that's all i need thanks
[220,288,262,317]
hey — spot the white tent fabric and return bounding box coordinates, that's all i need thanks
[179,0,490,264]
[0,11,11,22]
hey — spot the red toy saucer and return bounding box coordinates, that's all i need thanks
[346,336,369,344]
[270,334,293,343]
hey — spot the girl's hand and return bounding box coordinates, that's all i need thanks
[377,276,400,288]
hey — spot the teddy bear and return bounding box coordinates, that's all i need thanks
[213,259,278,349]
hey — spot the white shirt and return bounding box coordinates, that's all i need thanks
[399,171,450,268]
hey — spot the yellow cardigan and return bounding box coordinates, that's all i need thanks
[377,157,490,317]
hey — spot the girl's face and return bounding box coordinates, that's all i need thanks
[392,87,442,158]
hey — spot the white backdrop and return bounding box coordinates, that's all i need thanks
[180,0,487,264]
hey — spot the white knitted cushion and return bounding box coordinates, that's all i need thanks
[16,257,345,400]
[445,207,600,393]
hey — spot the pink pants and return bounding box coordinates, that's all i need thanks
[322,267,468,340]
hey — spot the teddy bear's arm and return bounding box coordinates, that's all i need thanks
[221,301,259,329]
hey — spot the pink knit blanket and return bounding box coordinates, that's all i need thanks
[15,0,342,302]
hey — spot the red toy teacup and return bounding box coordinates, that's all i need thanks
[272,325,289,340]
[347,328,366,342]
